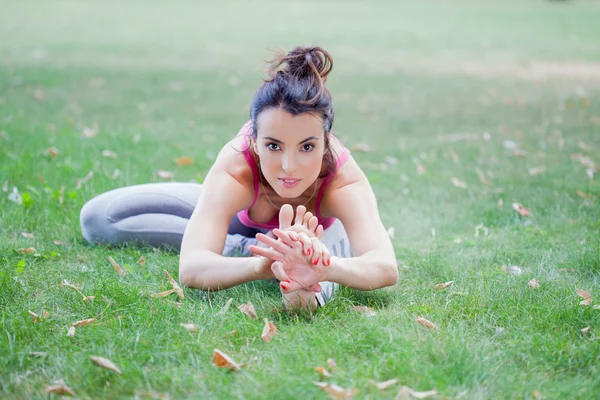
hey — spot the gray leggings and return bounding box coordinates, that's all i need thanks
[79,182,352,304]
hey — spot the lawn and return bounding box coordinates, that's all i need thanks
[1,0,599,399]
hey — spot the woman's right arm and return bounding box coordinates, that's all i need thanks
[178,159,273,290]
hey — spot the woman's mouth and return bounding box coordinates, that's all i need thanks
[279,178,301,188]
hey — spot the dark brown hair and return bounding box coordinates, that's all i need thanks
[250,46,337,178]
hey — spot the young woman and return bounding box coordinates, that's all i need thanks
[80,46,398,310]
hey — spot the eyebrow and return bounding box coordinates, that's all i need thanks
[262,136,318,145]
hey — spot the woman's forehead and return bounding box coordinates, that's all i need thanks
[256,108,324,140]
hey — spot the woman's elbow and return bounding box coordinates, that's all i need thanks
[384,262,399,287]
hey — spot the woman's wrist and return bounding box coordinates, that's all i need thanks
[253,256,275,280]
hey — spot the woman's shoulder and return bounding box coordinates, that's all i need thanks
[214,135,255,186]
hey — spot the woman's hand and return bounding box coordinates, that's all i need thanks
[249,228,331,293]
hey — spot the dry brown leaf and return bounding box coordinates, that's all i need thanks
[313,382,359,399]
[175,156,194,166]
[45,147,59,158]
[180,323,198,333]
[108,256,126,276]
[83,126,98,138]
[90,356,122,374]
[475,169,492,185]
[416,317,437,330]
[448,150,460,164]
[42,310,50,319]
[528,279,540,289]
[352,143,371,152]
[85,296,95,301]
[28,310,40,323]
[571,153,598,170]
[19,247,36,254]
[102,149,118,158]
[157,170,175,179]
[512,203,531,217]
[528,166,547,176]
[151,289,177,298]
[76,171,94,189]
[577,191,592,199]
[238,301,257,319]
[578,289,592,300]
[173,302,183,308]
[580,298,593,306]
[416,164,426,175]
[532,389,542,399]
[261,318,277,343]
[67,326,76,337]
[369,378,398,390]
[164,270,184,299]
[34,88,45,101]
[21,232,34,238]
[72,318,95,327]
[315,366,332,377]
[587,168,595,179]
[350,306,377,317]
[217,298,233,315]
[137,255,146,265]
[327,358,337,371]
[54,240,67,246]
[212,349,241,371]
[408,388,438,399]
[451,178,467,189]
[44,379,76,396]
[434,281,454,290]
[581,326,590,335]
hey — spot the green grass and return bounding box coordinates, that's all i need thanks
[1,0,600,398]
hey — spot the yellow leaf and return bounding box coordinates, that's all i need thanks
[212,349,241,371]
[90,356,122,374]
[28,310,40,323]
[314,366,332,377]
[369,378,398,390]
[108,256,126,276]
[44,379,76,396]
[180,323,198,333]
[261,318,277,343]
[175,156,194,166]
[416,317,437,330]
[19,247,37,254]
[238,301,257,319]
[72,318,95,327]
[528,279,540,289]
[434,281,454,290]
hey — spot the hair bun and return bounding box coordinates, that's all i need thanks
[268,46,333,83]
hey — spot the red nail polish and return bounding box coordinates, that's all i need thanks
[313,258,319,265]
[306,248,311,256]
[281,282,289,290]
[325,259,330,266]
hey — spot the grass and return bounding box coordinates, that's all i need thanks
[1,0,600,398]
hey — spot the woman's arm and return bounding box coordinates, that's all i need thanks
[321,163,399,290]
[179,156,274,290]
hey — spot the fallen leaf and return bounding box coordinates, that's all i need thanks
[416,164,426,175]
[90,356,122,374]
[577,191,592,199]
[528,279,540,289]
[212,349,241,371]
[28,310,40,323]
[217,298,233,315]
[571,153,598,170]
[369,378,398,390]
[448,150,460,164]
[111,169,122,179]
[475,169,492,185]
[173,302,183,308]
[327,358,337,371]
[387,227,395,239]
[352,143,371,152]
[54,240,67,246]
[164,270,184,299]
[238,301,257,319]
[578,289,592,300]
[434,281,454,290]
[76,171,94,189]
[261,318,277,343]
[151,288,177,298]
[498,198,503,209]
[42,310,50,319]
[580,298,593,306]
[315,366,332,377]
[451,178,467,189]
[137,255,146,265]
[180,323,198,333]
[67,326,76,337]
[29,352,47,358]
[416,317,437,330]
[157,170,175,179]
[72,318,95,327]
[533,389,542,399]
[175,156,194,166]
[528,166,546,176]
[85,296,95,301]
[19,247,36,254]
[21,232,34,238]
[83,126,98,138]
[587,168,595,179]
[102,149,118,158]
[581,326,590,334]
[44,379,76,396]
[108,256,126,276]
[350,306,377,317]
[507,266,522,276]
[34,88,44,101]
[313,382,359,399]
[512,203,530,217]
[45,147,59,158]
[403,388,438,399]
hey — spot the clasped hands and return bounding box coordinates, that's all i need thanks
[248,204,332,310]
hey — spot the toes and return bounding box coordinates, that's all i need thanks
[308,216,318,233]
[316,224,324,240]
[294,205,306,225]
[302,211,314,227]
[279,204,294,230]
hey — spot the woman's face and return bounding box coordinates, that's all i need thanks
[254,108,325,198]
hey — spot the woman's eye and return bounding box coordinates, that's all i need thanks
[267,143,280,151]
[302,144,314,152]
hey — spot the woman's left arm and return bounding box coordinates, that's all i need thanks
[323,175,399,290]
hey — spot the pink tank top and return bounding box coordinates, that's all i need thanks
[234,120,350,230]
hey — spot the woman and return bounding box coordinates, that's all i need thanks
[80,46,398,310]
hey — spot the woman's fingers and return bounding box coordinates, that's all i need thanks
[306,283,322,292]
[270,261,290,282]
[280,279,304,294]
[248,244,283,261]
[296,232,313,256]
[272,229,301,249]
[309,237,322,265]
[255,232,292,254]
[321,244,332,267]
